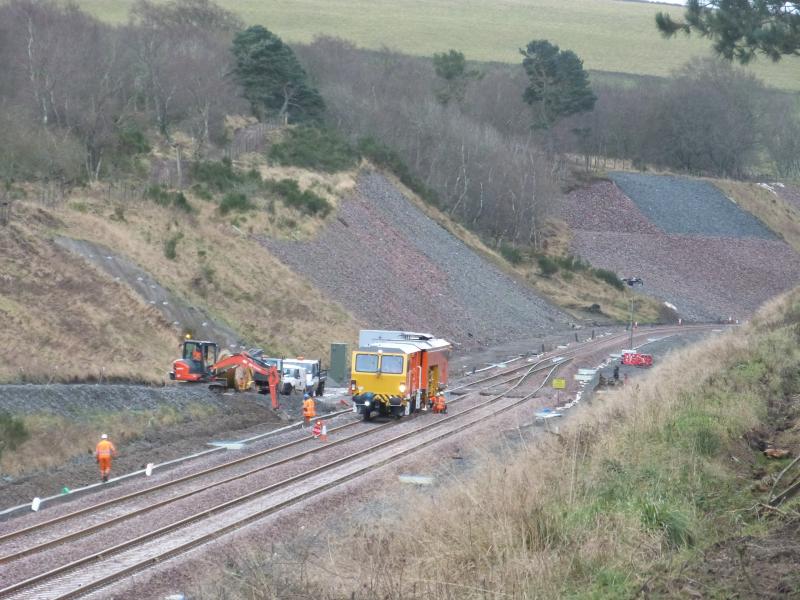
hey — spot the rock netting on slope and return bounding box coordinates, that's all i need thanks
[609,172,777,239]
[262,172,569,348]
[560,175,800,321]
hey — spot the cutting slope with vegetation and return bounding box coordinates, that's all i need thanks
[192,287,800,599]
[76,0,800,90]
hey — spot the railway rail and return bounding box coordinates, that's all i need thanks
[0,356,561,599]
[0,324,717,599]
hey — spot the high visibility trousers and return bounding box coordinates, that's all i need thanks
[98,456,112,478]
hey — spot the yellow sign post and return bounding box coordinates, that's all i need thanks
[552,378,566,389]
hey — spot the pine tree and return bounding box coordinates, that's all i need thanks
[231,25,324,123]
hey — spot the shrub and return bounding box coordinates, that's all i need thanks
[537,255,559,276]
[190,183,214,201]
[358,137,441,207]
[593,268,625,290]
[145,185,194,213]
[555,254,589,272]
[269,126,359,172]
[219,192,254,215]
[0,411,29,460]
[164,232,183,260]
[267,179,331,217]
[116,124,150,156]
[499,243,523,265]
[189,158,240,193]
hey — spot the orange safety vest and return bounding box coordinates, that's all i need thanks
[303,398,316,418]
[95,439,117,458]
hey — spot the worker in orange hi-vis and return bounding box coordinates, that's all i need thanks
[95,434,118,483]
[302,393,316,425]
[432,394,447,414]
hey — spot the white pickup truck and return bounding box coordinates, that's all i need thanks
[281,358,327,396]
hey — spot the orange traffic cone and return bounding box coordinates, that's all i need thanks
[312,420,322,438]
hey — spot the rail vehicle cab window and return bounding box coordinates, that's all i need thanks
[380,355,404,374]
[354,353,379,373]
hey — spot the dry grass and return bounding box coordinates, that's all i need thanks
[0,168,361,383]
[58,184,361,361]
[192,286,800,599]
[0,403,217,476]
[713,179,800,254]
[0,204,177,383]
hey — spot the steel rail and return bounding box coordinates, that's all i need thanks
[0,417,365,548]
[0,421,391,565]
[448,324,712,393]
[0,323,708,548]
[0,337,576,552]
[0,356,560,600]
[0,323,717,597]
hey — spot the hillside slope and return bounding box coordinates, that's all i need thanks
[77,0,800,90]
[262,171,571,348]
[562,174,800,321]
[0,181,362,383]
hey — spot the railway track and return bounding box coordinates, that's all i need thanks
[0,354,563,599]
[0,324,715,599]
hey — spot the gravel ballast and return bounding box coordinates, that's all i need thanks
[560,175,800,321]
[263,172,570,348]
[609,172,778,239]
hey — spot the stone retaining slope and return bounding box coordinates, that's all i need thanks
[610,172,777,239]
[562,175,800,321]
[263,172,570,348]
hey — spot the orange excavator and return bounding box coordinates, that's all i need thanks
[170,339,281,409]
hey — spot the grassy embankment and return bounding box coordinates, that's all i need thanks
[0,131,361,384]
[193,287,800,598]
[78,0,800,91]
[714,180,800,254]
[0,403,216,476]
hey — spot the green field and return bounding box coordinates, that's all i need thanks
[79,0,800,90]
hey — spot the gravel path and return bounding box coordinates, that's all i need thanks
[262,172,570,349]
[609,172,777,239]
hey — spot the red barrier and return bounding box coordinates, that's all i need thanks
[622,353,653,367]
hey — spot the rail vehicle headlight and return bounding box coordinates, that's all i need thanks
[398,383,406,393]
[364,400,371,406]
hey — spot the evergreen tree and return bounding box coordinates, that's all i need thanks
[656,1,800,64]
[520,40,596,129]
[231,25,324,123]
[432,49,481,105]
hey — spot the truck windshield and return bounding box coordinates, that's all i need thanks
[380,355,404,374]
[355,354,379,372]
